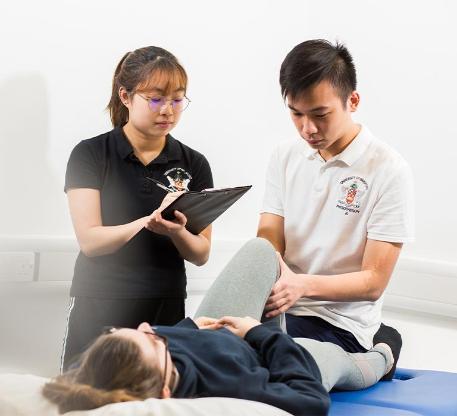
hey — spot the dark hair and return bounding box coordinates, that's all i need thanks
[107,46,188,128]
[279,39,357,105]
[42,334,163,414]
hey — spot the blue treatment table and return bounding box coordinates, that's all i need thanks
[329,368,457,416]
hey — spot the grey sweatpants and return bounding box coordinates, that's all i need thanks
[194,237,392,392]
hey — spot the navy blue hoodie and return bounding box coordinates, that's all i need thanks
[155,318,330,416]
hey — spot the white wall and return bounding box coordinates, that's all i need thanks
[382,308,457,373]
[1,0,457,372]
[1,0,456,256]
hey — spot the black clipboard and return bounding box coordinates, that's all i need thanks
[161,185,252,234]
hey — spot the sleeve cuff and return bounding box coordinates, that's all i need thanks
[260,207,284,217]
[367,233,415,243]
[244,324,278,347]
[174,317,199,329]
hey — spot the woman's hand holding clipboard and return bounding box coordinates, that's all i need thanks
[145,178,252,235]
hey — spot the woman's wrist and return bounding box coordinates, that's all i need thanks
[169,226,189,241]
[136,215,151,231]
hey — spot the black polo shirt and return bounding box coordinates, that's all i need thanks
[65,127,213,299]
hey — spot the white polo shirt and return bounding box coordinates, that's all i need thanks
[261,125,414,349]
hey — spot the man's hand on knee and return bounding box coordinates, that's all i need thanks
[264,253,306,318]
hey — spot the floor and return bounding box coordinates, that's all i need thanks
[383,307,457,372]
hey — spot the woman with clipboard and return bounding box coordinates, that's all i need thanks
[61,46,214,372]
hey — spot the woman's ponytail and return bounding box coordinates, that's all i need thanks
[42,377,138,414]
[107,52,130,128]
[42,335,163,414]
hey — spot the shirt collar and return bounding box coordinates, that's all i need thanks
[304,146,319,160]
[304,124,372,166]
[114,127,182,164]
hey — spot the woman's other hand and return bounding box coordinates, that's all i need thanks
[145,191,188,236]
[217,316,261,338]
[145,209,188,236]
[194,316,223,330]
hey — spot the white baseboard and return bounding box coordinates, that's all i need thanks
[1,235,456,319]
[385,256,457,319]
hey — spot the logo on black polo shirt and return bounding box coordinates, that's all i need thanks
[336,176,368,215]
[164,168,192,191]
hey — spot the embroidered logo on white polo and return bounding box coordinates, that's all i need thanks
[336,176,369,215]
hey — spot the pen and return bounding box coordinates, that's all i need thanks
[145,177,174,193]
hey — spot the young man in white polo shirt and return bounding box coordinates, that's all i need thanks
[258,39,414,379]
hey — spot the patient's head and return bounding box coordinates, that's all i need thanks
[42,322,176,414]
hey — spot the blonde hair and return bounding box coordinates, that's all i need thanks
[42,334,163,414]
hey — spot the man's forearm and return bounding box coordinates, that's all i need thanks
[302,269,385,302]
[266,247,399,318]
[256,213,285,255]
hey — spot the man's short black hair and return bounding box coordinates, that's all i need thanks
[280,39,357,105]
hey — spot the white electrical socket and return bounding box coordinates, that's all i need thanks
[0,252,35,282]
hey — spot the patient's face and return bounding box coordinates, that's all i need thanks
[114,323,173,386]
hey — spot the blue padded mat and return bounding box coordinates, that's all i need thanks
[330,401,422,415]
[329,368,457,416]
